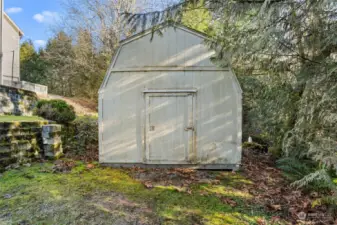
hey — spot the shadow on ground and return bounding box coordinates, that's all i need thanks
[0,159,282,225]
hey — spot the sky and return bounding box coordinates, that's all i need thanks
[4,0,62,49]
[4,0,180,49]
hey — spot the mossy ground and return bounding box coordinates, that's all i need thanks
[0,162,281,225]
[0,116,45,122]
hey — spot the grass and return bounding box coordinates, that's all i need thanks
[0,115,45,122]
[0,162,276,225]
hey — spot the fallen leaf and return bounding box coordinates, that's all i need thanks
[211,179,221,185]
[291,191,302,197]
[288,207,297,215]
[297,211,307,220]
[221,197,237,207]
[197,179,212,184]
[86,164,95,169]
[144,181,153,189]
[199,190,208,196]
[310,192,318,198]
[302,199,310,209]
[270,216,281,223]
[256,218,266,225]
[269,204,282,211]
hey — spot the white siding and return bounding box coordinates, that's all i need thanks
[2,16,20,85]
[100,70,241,165]
[114,27,215,68]
[145,93,192,163]
[99,25,242,168]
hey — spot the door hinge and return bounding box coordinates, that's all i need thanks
[184,126,194,131]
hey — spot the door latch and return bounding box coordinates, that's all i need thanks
[184,126,194,131]
[150,125,155,131]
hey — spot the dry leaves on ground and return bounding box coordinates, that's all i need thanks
[52,160,76,173]
[128,149,335,224]
[242,150,334,224]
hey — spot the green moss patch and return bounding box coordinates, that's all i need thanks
[0,116,45,122]
[0,162,280,224]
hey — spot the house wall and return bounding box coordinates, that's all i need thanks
[1,15,20,85]
[100,70,242,166]
[0,0,3,81]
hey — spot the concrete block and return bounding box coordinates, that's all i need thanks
[42,124,63,159]
[42,125,62,134]
[43,136,62,145]
[44,143,63,158]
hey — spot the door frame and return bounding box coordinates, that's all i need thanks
[142,89,197,164]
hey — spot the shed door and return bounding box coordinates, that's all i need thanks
[145,93,195,164]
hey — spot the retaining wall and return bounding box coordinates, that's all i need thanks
[0,121,49,171]
[0,85,38,116]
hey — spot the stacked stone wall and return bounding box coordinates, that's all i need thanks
[0,121,63,171]
[0,85,38,116]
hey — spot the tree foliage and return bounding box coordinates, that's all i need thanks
[20,30,108,101]
[20,41,48,84]
[20,0,139,101]
[181,0,214,34]
[61,0,137,53]
[41,30,108,100]
[44,32,76,96]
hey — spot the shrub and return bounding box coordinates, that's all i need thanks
[242,142,265,152]
[277,157,334,192]
[268,146,282,158]
[63,116,98,161]
[34,100,76,124]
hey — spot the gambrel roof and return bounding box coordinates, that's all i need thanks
[99,23,216,92]
[99,23,242,94]
[119,22,210,45]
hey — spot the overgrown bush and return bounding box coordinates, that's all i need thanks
[277,157,334,192]
[240,68,337,191]
[63,116,98,161]
[242,142,265,152]
[34,100,76,124]
[239,75,299,153]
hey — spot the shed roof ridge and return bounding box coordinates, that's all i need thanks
[120,22,209,45]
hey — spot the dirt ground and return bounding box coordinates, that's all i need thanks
[0,150,334,225]
[41,94,97,115]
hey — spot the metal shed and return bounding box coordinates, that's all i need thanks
[99,24,242,170]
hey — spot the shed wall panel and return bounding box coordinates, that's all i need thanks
[100,70,241,165]
[114,27,215,68]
